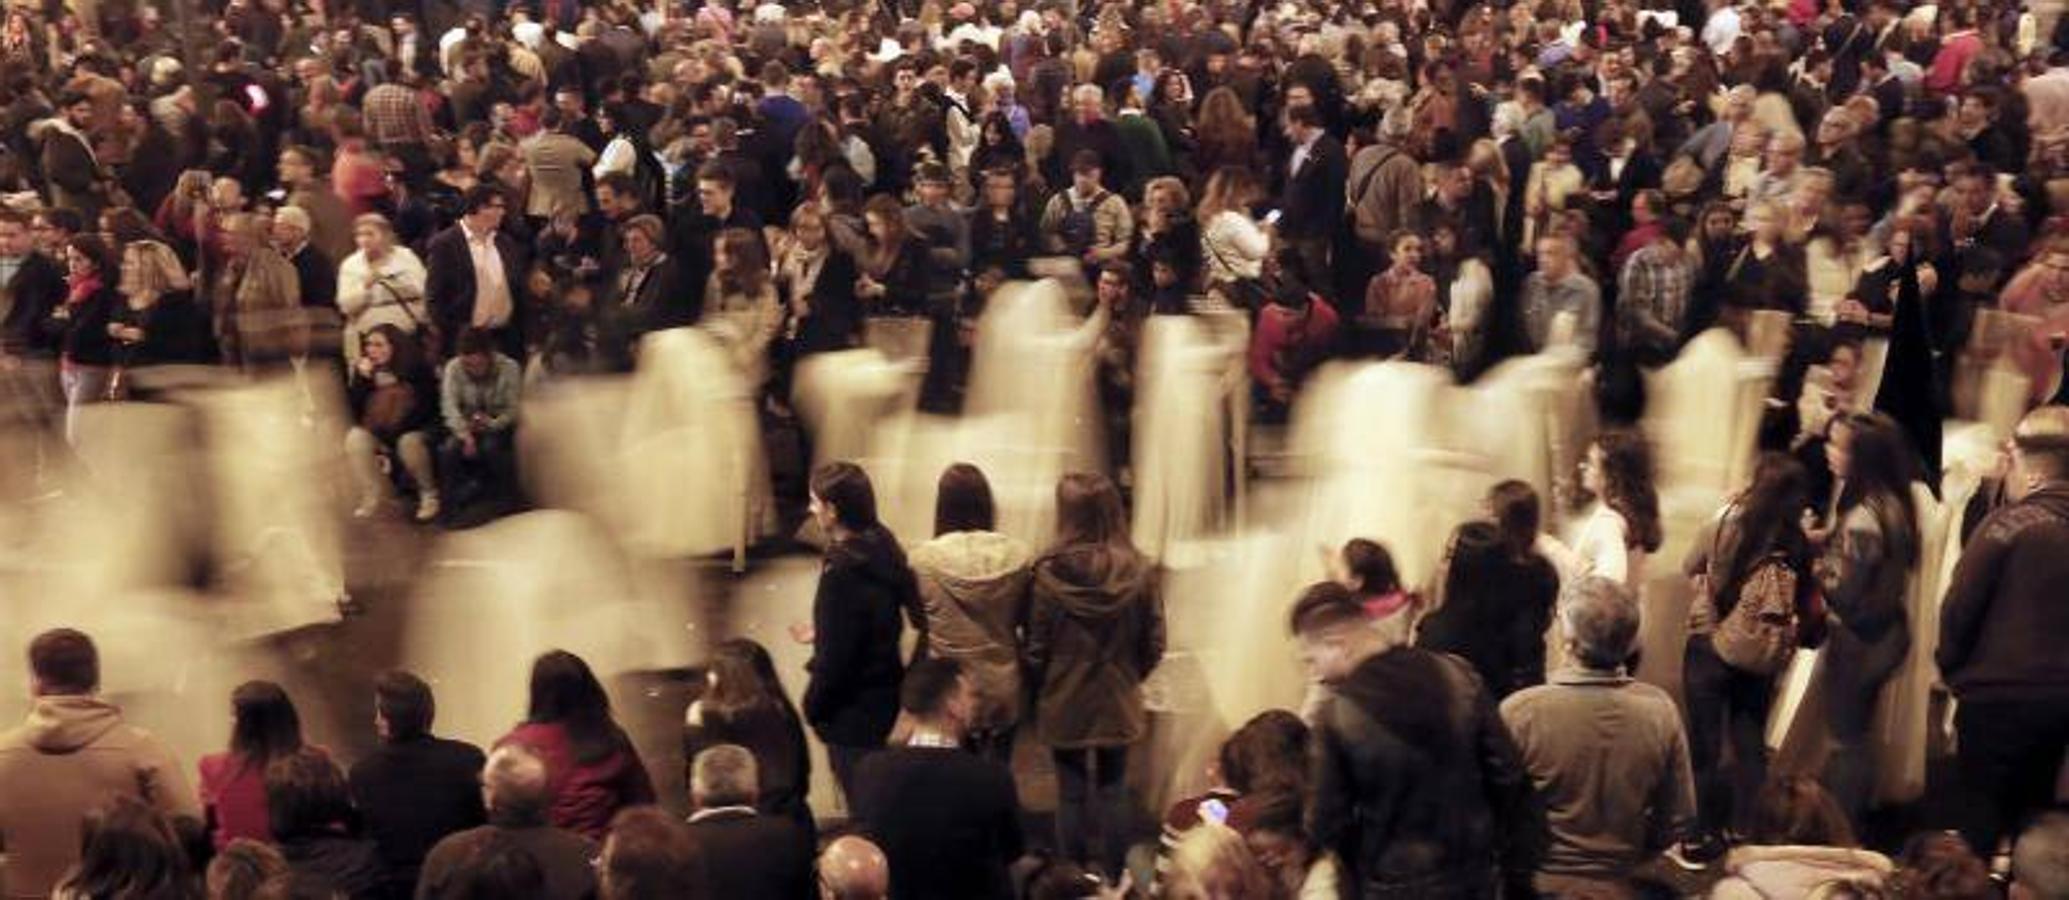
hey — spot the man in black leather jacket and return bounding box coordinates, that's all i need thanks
[1290,582,1545,899]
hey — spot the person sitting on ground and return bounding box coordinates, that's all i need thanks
[0,629,201,900]
[853,657,1026,900]
[265,748,384,900]
[1707,776,1893,899]
[819,835,892,900]
[207,838,294,900]
[200,680,318,849]
[418,744,599,900]
[438,326,522,515]
[598,806,706,900]
[1152,709,1311,893]
[684,744,814,900]
[2014,813,2069,900]
[348,671,487,896]
[50,796,197,900]
[497,650,656,841]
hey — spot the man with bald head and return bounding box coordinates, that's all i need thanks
[416,745,598,900]
[819,835,890,900]
[1940,405,2069,859]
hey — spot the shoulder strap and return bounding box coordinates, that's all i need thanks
[1349,146,1395,209]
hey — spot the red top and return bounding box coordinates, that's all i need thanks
[199,746,331,850]
[496,722,656,841]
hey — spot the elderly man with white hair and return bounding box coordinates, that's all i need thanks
[685,744,815,900]
[1499,576,1696,894]
[417,744,599,900]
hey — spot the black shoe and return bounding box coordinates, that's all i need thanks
[1665,835,1727,871]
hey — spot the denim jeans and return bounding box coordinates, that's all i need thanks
[1053,745,1130,879]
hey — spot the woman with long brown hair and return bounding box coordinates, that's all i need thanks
[1026,471,1164,881]
[1191,87,1260,178]
[700,226,782,388]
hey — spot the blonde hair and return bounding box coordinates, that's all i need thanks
[1165,823,1273,899]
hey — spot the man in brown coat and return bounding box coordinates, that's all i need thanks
[0,629,201,899]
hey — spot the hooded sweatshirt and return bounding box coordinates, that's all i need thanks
[0,695,201,899]
[804,524,914,748]
[1938,485,2069,702]
[910,531,1035,731]
[1025,545,1165,749]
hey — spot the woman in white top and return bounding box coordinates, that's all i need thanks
[335,213,428,362]
[1195,166,1270,288]
[1566,428,1665,591]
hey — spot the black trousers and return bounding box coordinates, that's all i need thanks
[1954,695,2069,857]
[1682,636,1775,839]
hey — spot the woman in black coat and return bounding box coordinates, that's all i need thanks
[51,234,123,441]
[797,462,913,803]
[1416,480,1560,700]
[108,240,214,378]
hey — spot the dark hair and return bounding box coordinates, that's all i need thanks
[443,833,548,900]
[1341,539,1399,595]
[1218,710,1309,795]
[1287,580,1365,635]
[699,638,802,732]
[456,326,496,357]
[375,670,436,742]
[363,322,431,379]
[595,171,640,202]
[461,184,506,215]
[1284,104,1323,130]
[1712,453,1812,616]
[601,807,706,900]
[933,463,997,535]
[29,628,98,694]
[1051,471,1132,554]
[900,657,966,717]
[1893,831,1994,900]
[811,461,880,532]
[103,207,165,246]
[58,796,196,900]
[264,748,354,841]
[526,650,629,766]
[229,680,304,774]
[39,207,85,235]
[1831,412,1921,568]
[1594,429,1663,553]
[1230,788,1308,844]
[65,234,119,276]
[694,160,736,189]
[1745,775,1855,847]
[1486,480,1542,560]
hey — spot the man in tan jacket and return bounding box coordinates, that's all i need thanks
[0,629,200,899]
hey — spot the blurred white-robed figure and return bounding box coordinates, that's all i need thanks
[1131,312,1247,563]
[957,279,1109,543]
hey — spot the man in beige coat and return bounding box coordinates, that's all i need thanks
[0,629,200,899]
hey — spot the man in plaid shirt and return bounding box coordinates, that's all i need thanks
[362,81,436,177]
[1616,217,1695,365]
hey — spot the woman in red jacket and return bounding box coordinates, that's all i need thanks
[496,651,655,841]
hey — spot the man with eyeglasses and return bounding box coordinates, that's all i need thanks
[425,185,528,360]
[1939,405,2069,863]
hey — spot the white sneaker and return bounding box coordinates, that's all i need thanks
[415,492,441,523]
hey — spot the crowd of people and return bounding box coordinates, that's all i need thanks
[5,0,2069,893]
[1,429,2068,900]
